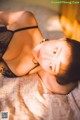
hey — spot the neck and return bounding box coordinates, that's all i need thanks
[32,28,44,47]
[37,70,57,93]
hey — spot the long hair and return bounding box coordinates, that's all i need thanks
[56,38,80,85]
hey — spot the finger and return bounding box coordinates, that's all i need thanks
[29,65,42,74]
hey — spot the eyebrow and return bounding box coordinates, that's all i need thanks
[58,61,62,73]
[54,48,62,74]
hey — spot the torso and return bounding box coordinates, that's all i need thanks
[2,13,43,76]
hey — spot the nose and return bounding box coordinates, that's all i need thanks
[33,43,42,52]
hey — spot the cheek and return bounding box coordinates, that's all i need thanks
[39,58,53,73]
[38,46,51,71]
[38,57,51,72]
[39,58,49,69]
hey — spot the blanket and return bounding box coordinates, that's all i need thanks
[0,74,80,120]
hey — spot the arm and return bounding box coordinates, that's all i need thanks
[0,11,37,28]
[0,11,26,25]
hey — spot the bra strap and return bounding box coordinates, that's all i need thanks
[14,26,38,33]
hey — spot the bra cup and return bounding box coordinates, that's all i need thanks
[0,25,38,77]
[0,31,13,59]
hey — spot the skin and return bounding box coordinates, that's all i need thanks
[37,70,77,94]
[32,38,71,75]
[32,38,77,94]
[0,11,77,94]
[0,11,43,76]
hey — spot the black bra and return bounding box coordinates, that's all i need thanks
[0,25,38,77]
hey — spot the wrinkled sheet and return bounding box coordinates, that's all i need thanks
[0,74,80,120]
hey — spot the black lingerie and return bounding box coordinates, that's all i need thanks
[0,25,38,77]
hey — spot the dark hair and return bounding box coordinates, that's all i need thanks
[56,38,80,85]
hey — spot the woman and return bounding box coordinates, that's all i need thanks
[0,11,80,94]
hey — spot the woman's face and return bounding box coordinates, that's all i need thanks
[33,38,71,75]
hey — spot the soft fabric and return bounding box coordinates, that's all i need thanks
[0,74,80,120]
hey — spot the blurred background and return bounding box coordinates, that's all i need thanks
[0,0,60,12]
[0,0,80,41]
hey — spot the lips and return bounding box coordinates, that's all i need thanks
[33,44,42,59]
[36,49,40,58]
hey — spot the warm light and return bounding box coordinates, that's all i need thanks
[60,16,73,37]
[45,16,63,31]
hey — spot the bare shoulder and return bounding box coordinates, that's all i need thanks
[7,11,38,30]
[18,11,38,26]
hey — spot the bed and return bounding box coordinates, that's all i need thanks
[0,2,80,120]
